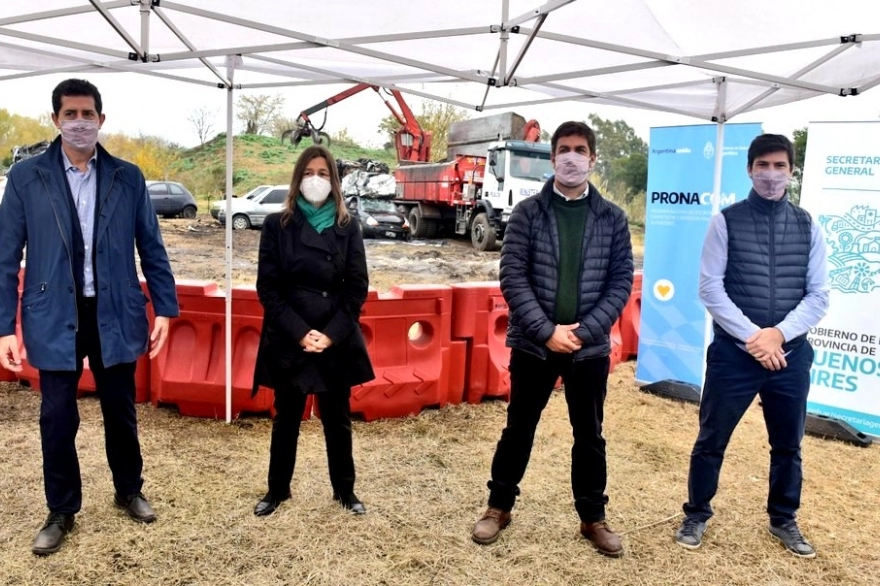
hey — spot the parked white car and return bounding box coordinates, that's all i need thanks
[210,184,273,220]
[213,184,288,230]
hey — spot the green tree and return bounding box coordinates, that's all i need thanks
[790,127,808,204]
[378,100,470,162]
[0,109,56,167]
[586,113,648,197]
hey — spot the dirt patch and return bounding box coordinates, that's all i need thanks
[157,214,643,291]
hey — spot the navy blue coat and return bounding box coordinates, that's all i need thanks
[500,179,634,360]
[0,137,179,370]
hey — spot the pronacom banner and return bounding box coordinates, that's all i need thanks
[800,121,880,436]
[636,123,762,388]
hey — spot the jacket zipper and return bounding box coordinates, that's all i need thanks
[768,213,776,326]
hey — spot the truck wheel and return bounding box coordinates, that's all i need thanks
[471,213,496,251]
[409,207,428,238]
[425,219,439,238]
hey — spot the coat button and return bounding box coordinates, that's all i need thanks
[322,291,328,298]
[326,255,332,261]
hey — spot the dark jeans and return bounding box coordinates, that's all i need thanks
[684,337,814,526]
[38,297,143,515]
[267,380,356,498]
[487,349,611,523]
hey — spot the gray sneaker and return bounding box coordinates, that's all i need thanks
[674,517,707,549]
[769,521,816,558]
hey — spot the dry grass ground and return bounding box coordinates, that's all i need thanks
[1,362,877,586]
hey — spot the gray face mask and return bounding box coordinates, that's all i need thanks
[59,119,100,152]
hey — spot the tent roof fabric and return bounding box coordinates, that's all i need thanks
[1,0,878,121]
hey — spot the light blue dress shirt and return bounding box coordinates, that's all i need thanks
[61,148,98,297]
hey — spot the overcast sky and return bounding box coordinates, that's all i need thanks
[2,70,878,151]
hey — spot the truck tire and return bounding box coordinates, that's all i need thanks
[471,213,496,251]
[409,207,428,238]
[425,219,439,238]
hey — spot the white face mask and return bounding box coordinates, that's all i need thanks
[300,175,332,204]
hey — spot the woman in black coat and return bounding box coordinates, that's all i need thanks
[252,145,374,517]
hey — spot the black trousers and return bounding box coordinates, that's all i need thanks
[684,337,813,526]
[488,349,611,523]
[267,379,356,498]
[38,298,143,515]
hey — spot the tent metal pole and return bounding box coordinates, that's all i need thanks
[153,5,227,84]
[0,1,130,26]
[224,58,235,424]
[498,0,509,86]
[139,0,150,58]
[702,118,726,390]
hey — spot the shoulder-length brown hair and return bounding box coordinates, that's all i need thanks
[280,144,350,228]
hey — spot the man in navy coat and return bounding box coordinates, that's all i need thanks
[0,79,179,555]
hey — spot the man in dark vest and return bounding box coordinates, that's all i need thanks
[674,134,829,558]
[471,121,634,557]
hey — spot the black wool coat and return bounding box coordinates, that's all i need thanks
[252,210,374,395]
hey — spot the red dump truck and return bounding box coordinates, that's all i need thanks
[393,113,552,251]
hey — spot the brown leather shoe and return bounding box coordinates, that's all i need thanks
[580,521,623,557]
[472,507,511,545]
[115,492,157,523]
[32,513,75,556]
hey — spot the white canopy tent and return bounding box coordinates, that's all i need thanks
[2,0,879,421]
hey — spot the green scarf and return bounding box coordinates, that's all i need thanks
[296,196,337,233]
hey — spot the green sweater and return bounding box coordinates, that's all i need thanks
[551,194,590,324]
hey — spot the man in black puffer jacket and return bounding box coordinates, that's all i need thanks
[471,121,634,557]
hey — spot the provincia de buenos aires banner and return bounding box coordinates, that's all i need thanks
[636,123,762,388]
[799,121,880,437]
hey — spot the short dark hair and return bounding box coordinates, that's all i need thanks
[52,79,103,115]
[551,121,597,156]
[747,133,794,169]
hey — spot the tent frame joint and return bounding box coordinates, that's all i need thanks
[840,34,861,44]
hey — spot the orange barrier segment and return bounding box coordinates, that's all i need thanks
[451,282,511,404]
[619,271,643,360]
[349,284,458,421]
[151,282,274,419]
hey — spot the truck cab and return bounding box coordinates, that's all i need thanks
[482,140,553,229]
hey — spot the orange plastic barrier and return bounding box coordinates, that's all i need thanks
[349,284,461,421]
[619,271,643,360]
[451,282,511,404]
[150,281,275,419]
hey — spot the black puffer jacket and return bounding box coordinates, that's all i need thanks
[500,179,634,360]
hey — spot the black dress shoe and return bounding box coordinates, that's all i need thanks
[333,492,367,515]
[32,513,75,556]
[115,492,157,523]
[254,492,290,517]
